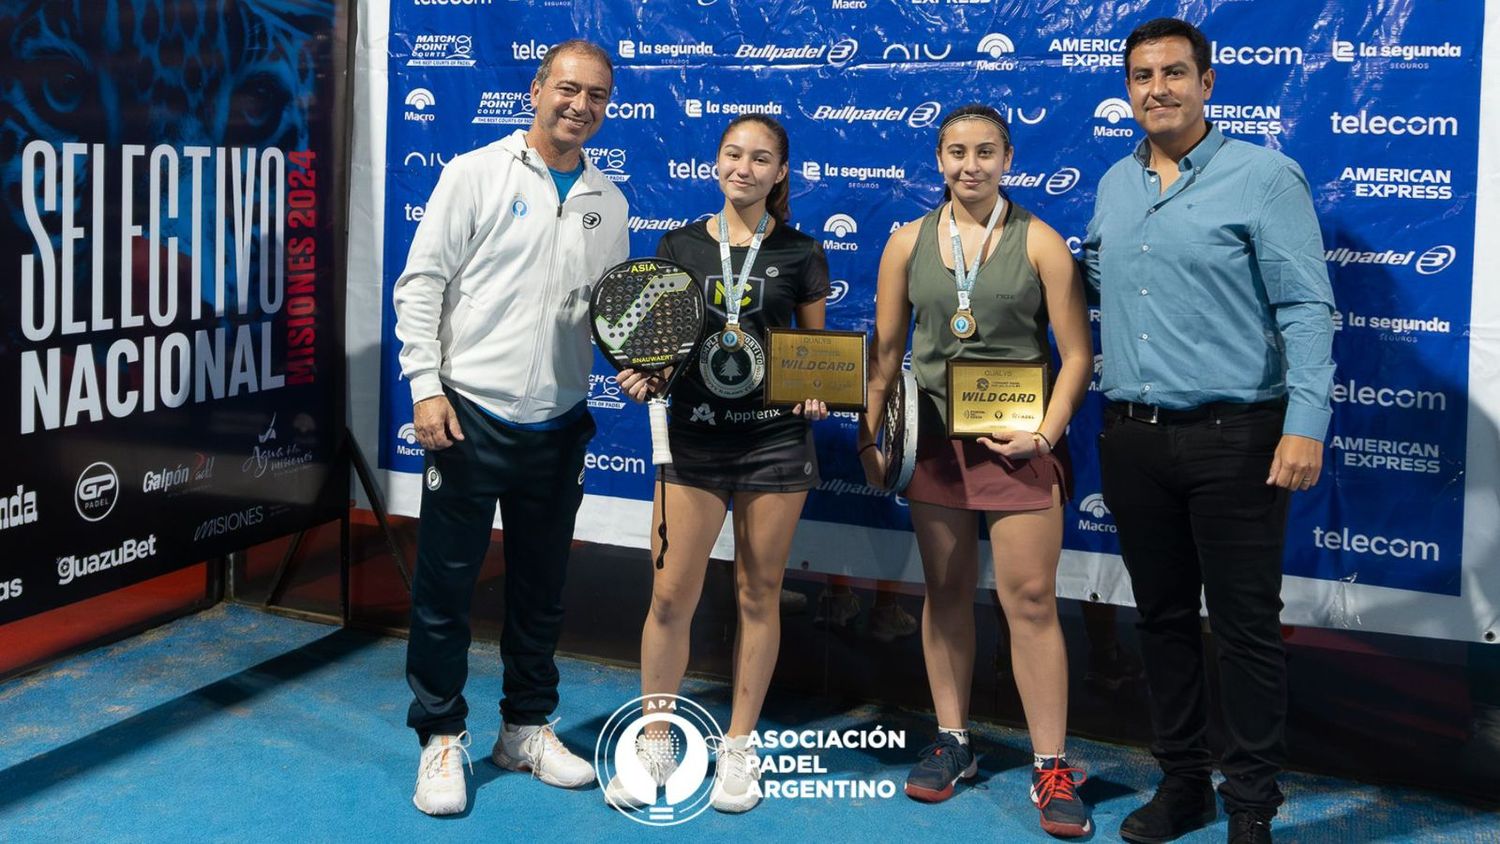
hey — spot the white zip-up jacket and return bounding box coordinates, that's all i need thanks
[393,130,629,423]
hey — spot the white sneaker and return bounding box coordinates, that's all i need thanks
[413,732,472,816]
[709,735,762,813]
[604,733,679,809]
[492,719,597,788]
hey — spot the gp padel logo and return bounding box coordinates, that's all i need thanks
[75,462,119,522]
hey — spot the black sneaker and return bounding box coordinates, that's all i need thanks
[904,733,977,802]
[1119,776,1217,843]
[1228,812,1273,844]
[1030,757,1093,837]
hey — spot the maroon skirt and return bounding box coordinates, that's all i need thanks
[903,392,1071,512]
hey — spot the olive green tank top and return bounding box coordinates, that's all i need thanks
[906,201,1048,426]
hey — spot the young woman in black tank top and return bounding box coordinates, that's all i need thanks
[858,105,1095,836]
[612,115,830,814]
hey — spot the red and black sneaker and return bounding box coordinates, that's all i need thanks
[903,733,977,802]
[1030,757,1092,837]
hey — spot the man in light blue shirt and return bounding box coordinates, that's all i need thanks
[1081,18,1335,844]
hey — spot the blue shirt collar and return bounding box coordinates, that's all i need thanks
[1131,122,1227,173]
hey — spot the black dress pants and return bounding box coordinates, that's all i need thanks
[1099,401,1290,816]
[405,389,594,744]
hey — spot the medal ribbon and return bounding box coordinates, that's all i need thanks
[946,198,1006,313]
[717,212,771,327]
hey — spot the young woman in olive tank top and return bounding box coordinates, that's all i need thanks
[858,105,1095,837]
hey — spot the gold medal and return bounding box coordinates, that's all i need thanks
[950,309,976,339]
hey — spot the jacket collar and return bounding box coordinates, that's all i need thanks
[501,129,606,195]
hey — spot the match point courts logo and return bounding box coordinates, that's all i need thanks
[597,695,723,826]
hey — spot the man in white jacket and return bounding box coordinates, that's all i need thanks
[392,40,629,816]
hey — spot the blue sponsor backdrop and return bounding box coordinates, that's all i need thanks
[376,1,1478,599]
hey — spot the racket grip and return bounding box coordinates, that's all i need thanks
[648,398,672,465]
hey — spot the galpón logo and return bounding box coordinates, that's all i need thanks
[597,694,724,826]
[75,462,119,522]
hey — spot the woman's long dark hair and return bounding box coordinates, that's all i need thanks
[718,114,792,223]
[935,104,1012,205]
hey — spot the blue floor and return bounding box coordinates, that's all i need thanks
[0,604,1495,843]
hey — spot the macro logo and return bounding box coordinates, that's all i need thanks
[1093,98,1135,137]
[823,214,859,253]
[976,33,1017,70]
[1076,493,1116,533]
[826,279,850,305]
[881,42,954,62]
[404,88,437,124]
[75,462,119,523]
[586,148,631,182]
[396,423,424,458]
[1416,246,1456,275]
[403,151,453,169]
[802,161,822,181]
[409,34,476,67]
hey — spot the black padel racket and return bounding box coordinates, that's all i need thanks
[590,258,707,466]
[880,369,918,493]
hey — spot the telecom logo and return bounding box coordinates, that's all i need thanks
[882,42,954,62]
[1330,379,1447,412]
[1331,39,1462,68]
[396,423,425,458]
[416,0,492,5]
[1312,527,1440,562]
[976,33,1017,70]
[409,34,476,67]
[1205,104,1283,136]
[1076,493,1116,533]
[585,452,648,475]
[826,280,850,305]
[1338,166,1453,201]
[597,694,724,826]
[586,148,631,183]
[1049,36,1126,68]
[75,462,119,522]
[1415,246,1456,275]
[606,102,656,120]
[1093,99,1134,137]
[0,484,38,532]
[1329,111,1459,137]
[1211,42,1304,66]
[405,88,437,123]
[473,90,534,126]
[823,214,859,252]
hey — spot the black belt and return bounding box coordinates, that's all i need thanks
[1106,398,1285,425]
